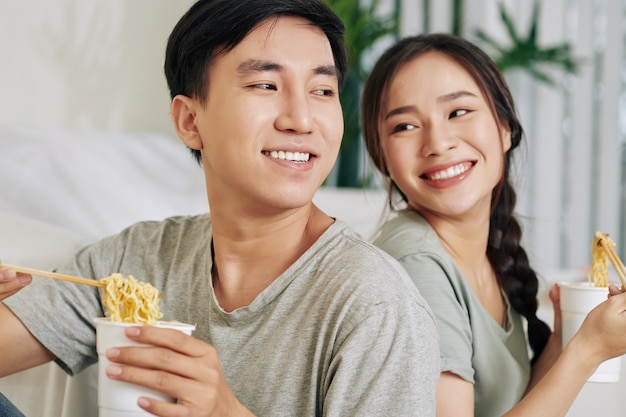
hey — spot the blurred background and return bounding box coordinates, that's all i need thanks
[0,1,624,416]
[0,0,624,272]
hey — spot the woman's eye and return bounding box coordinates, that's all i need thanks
[450,109,468,118]
[392,123,416,133]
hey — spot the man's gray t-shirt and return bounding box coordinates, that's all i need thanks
[374,210,531,417]
[6,214,440,416]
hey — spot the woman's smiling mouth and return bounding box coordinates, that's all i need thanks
[422,161,474,180]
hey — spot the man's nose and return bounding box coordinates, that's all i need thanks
[275,90,313,134]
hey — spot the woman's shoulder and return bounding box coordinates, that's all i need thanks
[373,210,443,256]
[311,220,431,303]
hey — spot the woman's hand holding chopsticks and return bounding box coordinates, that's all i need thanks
[608,284,626,297]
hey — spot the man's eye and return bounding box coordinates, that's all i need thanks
[313,89,335,97]
[251,83,276,91]
[450,109,468,118]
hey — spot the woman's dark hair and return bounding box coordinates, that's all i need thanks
[362,33,550,365]
[164,0,348,164]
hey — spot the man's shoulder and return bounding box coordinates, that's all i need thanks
[311,220,425,302]
[320,220,408,270]
[121,213,211,236]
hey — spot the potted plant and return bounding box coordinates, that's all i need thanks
[322,0,399,187]
[473,0,580,85]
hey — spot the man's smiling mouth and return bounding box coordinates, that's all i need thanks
[263,150,311,162]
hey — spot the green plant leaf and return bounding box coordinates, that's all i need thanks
[322,0,399,187]
[474,0,582,85]
[498,0,522,44]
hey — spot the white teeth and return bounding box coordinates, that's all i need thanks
[265,150,310,162]
[428,163,470,180]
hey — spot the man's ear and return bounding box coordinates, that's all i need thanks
[171,95,203,150]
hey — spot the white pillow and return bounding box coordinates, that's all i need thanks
[0,124,207,241]
[0,211,84,268]
[313,187,387,239]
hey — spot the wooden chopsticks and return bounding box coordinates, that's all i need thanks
[1,264,104,288]
[597,235,626,289]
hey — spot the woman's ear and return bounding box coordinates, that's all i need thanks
[500,124,512,153]
[171,95,203,150]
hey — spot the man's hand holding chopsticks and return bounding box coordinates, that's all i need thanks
[0,265,31,302]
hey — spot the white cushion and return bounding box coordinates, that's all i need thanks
[0,124,207,241]
[0,211,84,268]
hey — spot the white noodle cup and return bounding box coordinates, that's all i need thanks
[95,317,196,416]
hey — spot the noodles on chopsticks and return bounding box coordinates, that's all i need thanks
[100,273,163,325]
[589,231,626,289]
[590,232,612,287]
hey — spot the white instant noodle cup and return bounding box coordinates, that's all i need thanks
[559,281,621,383]
[95,318,196,417]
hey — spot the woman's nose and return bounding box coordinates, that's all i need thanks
[420,122,457,157]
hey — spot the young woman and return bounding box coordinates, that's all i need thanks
[361,33,626,417]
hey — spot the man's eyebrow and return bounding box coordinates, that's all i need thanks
[237,59,338,78]
[314,65,339,78]
[237,59,283,74]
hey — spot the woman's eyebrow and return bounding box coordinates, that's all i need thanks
[437,90,477,103]
[384,90,479,120]
[384,105,416,120]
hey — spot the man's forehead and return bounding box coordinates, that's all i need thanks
[206,15,336,81]
[232,16,329,53]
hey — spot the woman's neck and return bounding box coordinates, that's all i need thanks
[419,209,505,325]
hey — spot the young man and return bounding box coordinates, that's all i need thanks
[0,1,439,415]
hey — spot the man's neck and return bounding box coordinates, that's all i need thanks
[210,204,334,312]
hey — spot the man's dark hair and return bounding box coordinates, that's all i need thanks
[165,0,348,160]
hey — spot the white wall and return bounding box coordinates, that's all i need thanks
[0,0,195,137]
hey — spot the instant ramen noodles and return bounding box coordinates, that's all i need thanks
[101,273,163,325]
